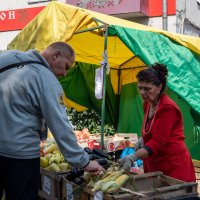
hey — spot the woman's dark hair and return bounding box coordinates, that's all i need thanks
[136,63,168,93]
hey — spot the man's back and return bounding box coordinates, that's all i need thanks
[0,50,58,159]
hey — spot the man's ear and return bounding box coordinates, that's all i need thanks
[52,51,61,61]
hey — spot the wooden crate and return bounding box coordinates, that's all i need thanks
[193,159,200,194]
[75,171,197,200]
[39,168,69,200]
[122,171,198,200]
[62,175,92,200]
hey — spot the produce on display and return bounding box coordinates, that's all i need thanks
[39,132,130,194]
[40,140,71,172]
[74,128,90,140]
[85,164,129,193]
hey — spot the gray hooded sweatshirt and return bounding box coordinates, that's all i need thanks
[0,49,89,168]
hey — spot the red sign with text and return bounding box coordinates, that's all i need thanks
[0,6,45,32]
[141,0,176,17]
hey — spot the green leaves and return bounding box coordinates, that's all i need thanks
[67,108,115,135]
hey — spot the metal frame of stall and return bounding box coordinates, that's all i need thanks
[75,18,109,150]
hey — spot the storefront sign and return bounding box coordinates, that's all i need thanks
[66,0,140,15]
[66,0,175,17]
[0,6,45,32]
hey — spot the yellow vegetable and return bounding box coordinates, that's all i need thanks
[83,172,91,183]
[53,149,61,154]
[48,154,61,164]
[54,154,63,164]
[93,180,102,191]
[101,181,118,192]
[45,165,52,171]
[100,171,112,179]
[58,163,69,171]
[48,155,56,165]
[40,157,49,168]
[94,171,123,191]
[43,144,57,154]
[107,174,129,193]
[87,178,95,188]
[115,174,129,186]
[101,171,123,183]
[49,163,60,171]
[44,153,53,161]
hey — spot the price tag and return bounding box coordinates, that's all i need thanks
[43,176,51,195]
[66,183,73,200]
[94,191,103,200]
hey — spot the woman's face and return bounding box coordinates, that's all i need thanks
[138,81,162,103]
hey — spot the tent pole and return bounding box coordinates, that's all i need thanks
[93,17,108,25]
[101,25,108,150]
[75,25,104,34]
[110,66,146,70]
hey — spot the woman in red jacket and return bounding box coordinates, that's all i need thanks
[119,63,195,182]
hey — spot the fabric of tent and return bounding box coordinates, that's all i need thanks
[7,1,200,159]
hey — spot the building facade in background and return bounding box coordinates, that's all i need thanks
[66,0,176,32]
[0,0,199,50]
[177,0,200,37]
[0,0,54,50]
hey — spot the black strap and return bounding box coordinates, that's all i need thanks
[0,61,44,73]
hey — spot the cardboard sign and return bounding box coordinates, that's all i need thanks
[94,191,103,200]
[66,183,73,200]
[43,176,51,195]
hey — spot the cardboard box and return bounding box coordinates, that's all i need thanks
[106,134,138,152]
[83,134,138,152]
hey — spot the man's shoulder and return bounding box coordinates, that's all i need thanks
[0,50,33,68]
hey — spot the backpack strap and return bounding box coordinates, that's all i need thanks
[0,61,44,73]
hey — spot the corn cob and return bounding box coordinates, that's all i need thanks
[101,171,123,182]
[102,181,118,192]
[94,171,123,191]
[100,171,113,179]
[87,178,95,188]
[106,174,129,193]
[83,172,91,183]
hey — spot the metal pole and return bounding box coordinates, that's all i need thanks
[163,0,168,30]
[101,25,108,150]
[75,25,104,34]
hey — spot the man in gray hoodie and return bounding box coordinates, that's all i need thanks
[0,42,104,200]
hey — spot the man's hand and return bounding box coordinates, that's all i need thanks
[84,160,105,175]
[134,137,144,151]
[118,154,138,171]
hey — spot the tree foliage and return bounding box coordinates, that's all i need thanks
[67,108,115,135]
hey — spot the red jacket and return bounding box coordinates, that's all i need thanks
[142,94,195,182]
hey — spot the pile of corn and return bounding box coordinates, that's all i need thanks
[84,165,129,193]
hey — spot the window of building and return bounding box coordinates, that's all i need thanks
[28,0,51,4]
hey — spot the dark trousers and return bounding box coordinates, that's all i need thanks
[0,155,40,200]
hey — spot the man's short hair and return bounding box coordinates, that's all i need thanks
[48,42,74,57]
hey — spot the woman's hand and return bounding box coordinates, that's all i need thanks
[118,154,138,171]
[135,137,144,151]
